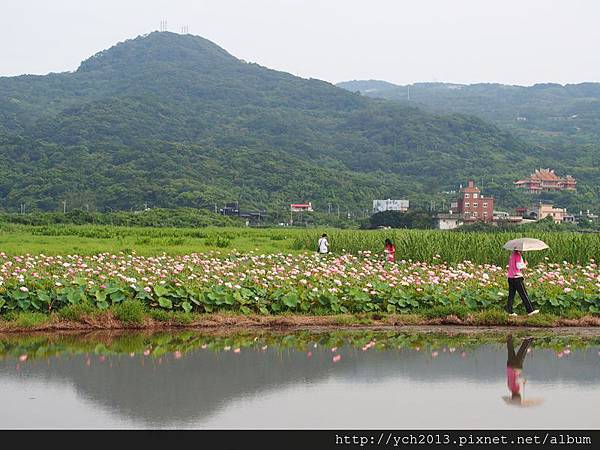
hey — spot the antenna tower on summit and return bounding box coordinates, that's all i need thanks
[159,20,168,32]
[181,25,189,34]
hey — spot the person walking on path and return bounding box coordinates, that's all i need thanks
[384,238,395,263]
[505,250,539,316]
[317,233,329,254]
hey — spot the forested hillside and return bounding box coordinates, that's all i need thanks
[0,32,596,215]
[338,80,600,212]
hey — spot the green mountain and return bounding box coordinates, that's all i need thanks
[337,80,600,141]
[0,33,596,217]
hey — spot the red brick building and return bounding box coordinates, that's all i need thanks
[451,180,495,223]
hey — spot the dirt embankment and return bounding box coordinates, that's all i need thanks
[1,312,599,334]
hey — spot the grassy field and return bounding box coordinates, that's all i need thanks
[1,223,598,266]
[0,223,299,255]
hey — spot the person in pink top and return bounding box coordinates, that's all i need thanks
[505,250,539,316]
[506,335,534,404]
[384,239,395,263]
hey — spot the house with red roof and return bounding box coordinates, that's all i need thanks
[514,169,576,193]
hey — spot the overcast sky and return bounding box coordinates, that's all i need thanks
[2,0,599,86]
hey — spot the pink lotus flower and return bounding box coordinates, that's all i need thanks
[143,349,151,356]
[233,348,241,354]
[18,354,27,362]
[174,351,182,359]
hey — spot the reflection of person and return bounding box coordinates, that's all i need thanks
[506,335,533,404]
[384,238,395,262]
[506,250,539,316]
[317,233,329,254]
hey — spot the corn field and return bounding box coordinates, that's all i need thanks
[293,230,600,265]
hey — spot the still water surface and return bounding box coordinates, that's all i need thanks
[0,330,598,429]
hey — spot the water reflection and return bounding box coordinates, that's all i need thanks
[503,335,543,407]
[0,330,598,428]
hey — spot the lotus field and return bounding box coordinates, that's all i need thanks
[0,250,599,316]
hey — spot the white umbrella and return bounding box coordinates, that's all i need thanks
[503,238,549,252]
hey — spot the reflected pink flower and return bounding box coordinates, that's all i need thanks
[98,355,106,363]
[233,348,241,354]
[332,355,342,363]
[174,351,182,359]
[461,352,467,358]
[307,351,312,358]
[431,351,439,358]
[86,358,91,366]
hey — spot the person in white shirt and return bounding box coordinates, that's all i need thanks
[317,233,329,254]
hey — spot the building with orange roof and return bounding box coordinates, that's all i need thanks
[514,168,576,193]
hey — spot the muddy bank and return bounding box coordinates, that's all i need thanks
[1,312,599,334]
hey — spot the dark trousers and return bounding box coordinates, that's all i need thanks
[506,277,534,313]
[507,335,533,369]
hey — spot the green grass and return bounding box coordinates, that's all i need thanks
[55,303,97,321]
[112,300,146,325]
[0,224,300,256]
[1,223,598,265]
[1,311,50,328]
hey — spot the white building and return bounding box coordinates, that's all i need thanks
[372,199,409,214]
[434,213,463,230]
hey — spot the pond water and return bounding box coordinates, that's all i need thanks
[0,329,598,429]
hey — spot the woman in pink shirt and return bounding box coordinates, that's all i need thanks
[506,250,539,316]
[384,239,395,263]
